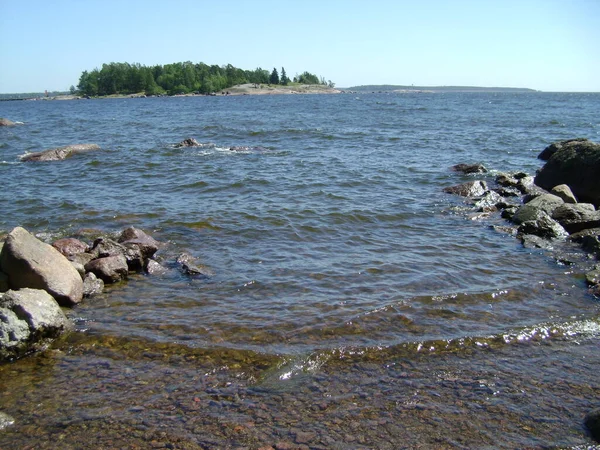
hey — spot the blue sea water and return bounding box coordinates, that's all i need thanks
[1,92,599,448]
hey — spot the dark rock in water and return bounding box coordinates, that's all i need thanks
[585,408,600,442]
[568,227,600,243]
[21,144,101,162]
[83,272,104,297]
[0,271,8,293]
[496,173,519,188]
[517,211,567,240]
[229,145,268,153]
[443,180,487,197]
[0,118,17,127]
[85,255,128,283]
[581,235,600,258]
[537,138,589,161]
[52,238,89,258]
[473,191,502,212]
[0,227,83,307]
[452,163,487,174]
[0,288,73,361]
[176,252,214,277]
[495,186,522,197]
[520,234,553,249]
[512,194,564,224]
[501,206,518,221]
[534,139,600,206]
[89,237,126,259]
[551,203,600,234]
[585,266,600,286]
[175,138,200,148]
[550,184,577,203]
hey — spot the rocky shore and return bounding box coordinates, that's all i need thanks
[444,137,600,298]
[0,226,211,361]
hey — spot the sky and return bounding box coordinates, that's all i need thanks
[0,0,599,93]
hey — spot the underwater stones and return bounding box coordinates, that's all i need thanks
[443,180,487,197]
[21,143,101,162]
[176,252,214,277]
[0,227,83,307]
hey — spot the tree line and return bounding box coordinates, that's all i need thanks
[76,62,333,97]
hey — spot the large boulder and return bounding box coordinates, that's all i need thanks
[551,203,600,234]
[0,288,73,361]
[534,139,600,206]
[537,138,588,161]
[20,144,101,162]
[0,227,83,307]
[585,408,600,442]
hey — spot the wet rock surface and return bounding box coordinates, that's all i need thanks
[20,144,101,162]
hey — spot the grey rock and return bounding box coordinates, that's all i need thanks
[473,190,503,212]
[0,227,83,307]
[52,238,89,258]
[512,194,564,224]
[537,138,589,161]
[581,235,600,258]
[70,261,86,279]
[176,252,214,277]
[118,227,160,269]
[568,227,600,243]
[452,163,487,174]
[585,266,600,286]
[84,255,128,283]
[551,203,600,234]
[69,252,95,267]
[517,211,567,240]
[20,144,101,162]
[550,184,577,203]
[83,272,104,297]
[443,180,487,197]
[0,307,31,351]
[146,259,167,275]
[535,139,600,206]
[496,173,519,188]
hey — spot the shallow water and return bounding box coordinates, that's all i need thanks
[1,92,600,448]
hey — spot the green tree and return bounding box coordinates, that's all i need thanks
[297,71,320,85]
[269,67,279,85]
[280,67,289,85]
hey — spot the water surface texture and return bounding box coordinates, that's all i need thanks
[1,92,599,448]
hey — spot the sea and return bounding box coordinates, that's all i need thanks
[0,91,599,449]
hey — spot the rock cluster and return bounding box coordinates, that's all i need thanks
[444,138,600,296]
[0,226,161,361]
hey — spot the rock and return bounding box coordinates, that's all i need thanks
[118,227,160,261]
[496,173,519,188]
[581,235,600,258]
[534,139,600,206]
[517,211,567,240]
[0,118,17,127]
[0,411,15,430]
[568,227,600,243]
[70,261,86,279]
[176,252,214,277]
[52,238,89,258]
[495,186,522,197]
[550,184,577,203]
[69,252,95,267]
[452,163,487,174]
[585,266,600,286]
[0,288,73,360]
[84,255,128,283]
[146,259,167,275]
[83,272,104,297]
[0,271,8,293]
[20,144,101,162]
[520,234,553,249]
[89,237,127,259]
[537,138,589,161]
[443,180,487,197]
[512,194,564,224]
[175,138,200,148]
[585,408,600,442]
[551,203,600,234]
[0,227,83,307]
[473,191,503,212]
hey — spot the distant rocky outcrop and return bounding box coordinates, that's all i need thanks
[21,143,101,162]
[0,118,17,127]
[534,138,600,207]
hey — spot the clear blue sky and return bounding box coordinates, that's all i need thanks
[0,0,598,93]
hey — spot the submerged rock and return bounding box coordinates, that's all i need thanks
[21,144,101,162]
[0,227,83,307]
[175,138,200,148]
[0,118,17,127]
[176,252,214,277]
[452,163,487,174]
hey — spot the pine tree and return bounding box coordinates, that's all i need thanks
[280,67,289,85]
[269,67,279,85]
